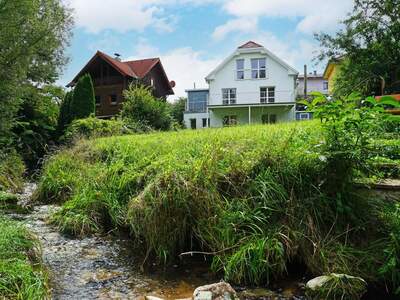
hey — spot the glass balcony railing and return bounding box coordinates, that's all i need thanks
[187,102,207,113]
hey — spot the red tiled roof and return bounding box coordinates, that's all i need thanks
[68,51,164,86]
[98,51,137,77]
[238,41,264,49]
[124,58,160,78]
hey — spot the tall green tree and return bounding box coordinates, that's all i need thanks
[0,0,73,147]
[70,74,95,120]
[57,90,74,135]
[13,84,63,168]
[316,0,400,96]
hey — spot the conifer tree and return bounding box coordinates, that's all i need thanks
[70,74,95,120]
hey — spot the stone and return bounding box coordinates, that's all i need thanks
[145,296,165,300]
[306,273,367,300]
[193,282,238,300]
[238,288,276,300]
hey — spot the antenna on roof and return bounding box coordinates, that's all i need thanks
[114,53,121,61]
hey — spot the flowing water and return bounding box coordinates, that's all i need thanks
[10,184,307,300]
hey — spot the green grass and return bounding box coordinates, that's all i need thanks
[35,121,400,292]
[0,216,48,299]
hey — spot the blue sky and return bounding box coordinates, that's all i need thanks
[61,0,354,99]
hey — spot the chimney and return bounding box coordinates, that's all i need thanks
[114,53,121,61]
[304,65,307,98]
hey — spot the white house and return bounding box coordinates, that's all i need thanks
[184,41,299,129]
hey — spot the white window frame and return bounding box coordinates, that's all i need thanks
[260,87,275,103]
[222,88,236,105]
[251,58,266,79]
[236,59,245,80]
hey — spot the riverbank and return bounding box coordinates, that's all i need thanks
[0,209,48,299]
[9,184,310,300]
[34,121,400,296]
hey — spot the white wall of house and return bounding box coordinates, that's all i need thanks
[207,51,297,106]
[183,112,210,129]
[297,75,328,96]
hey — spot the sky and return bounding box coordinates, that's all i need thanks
[60,0,354,100]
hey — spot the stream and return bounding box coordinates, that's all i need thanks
[9,184,309,300]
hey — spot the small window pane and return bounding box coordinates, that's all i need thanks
[252,70,258,79]
[259,59,266,68]
[236,59,244,70]
[237,71,244,80]
[259,69,266,78]
[251,59,258,69]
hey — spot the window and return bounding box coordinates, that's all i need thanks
[236,59,244,80]
[222,88,236,105]
[190,119,196,129]
[262,114,277,124]
[95,95,101,106]
[299,113,310,120]
[223,115,237,126]
[202,118,208,128]
[187,91,208,112]
[251,58,266,79]
[109,94,117,105]
[323,81,329,90]
[260,87,275,103]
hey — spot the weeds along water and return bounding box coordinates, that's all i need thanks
[34,121,400,294]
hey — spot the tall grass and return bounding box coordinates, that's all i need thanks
[0,216,48,299]
[35,121,400,291]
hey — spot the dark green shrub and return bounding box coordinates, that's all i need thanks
[57,90,74,135]
[70,74,95,120]
[121,84,172,131]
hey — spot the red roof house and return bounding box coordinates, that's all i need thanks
[68,51,175,118]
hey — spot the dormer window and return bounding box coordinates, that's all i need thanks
[236,59,244,80]
[251,58,266,79]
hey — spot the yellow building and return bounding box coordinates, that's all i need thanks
[323,56,344,94]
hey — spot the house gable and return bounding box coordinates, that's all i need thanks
[206,42,298,82]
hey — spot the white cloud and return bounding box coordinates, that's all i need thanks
[66,0,218,34]
[218,0,354,36]
[212,17,258,41]
[129,41,221,99]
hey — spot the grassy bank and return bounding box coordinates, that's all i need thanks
[35,121,400,292]
[0,216,48,299]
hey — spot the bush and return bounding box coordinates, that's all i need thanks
[70,74,95,120]
[0,150,25,192]
[62,116,130,141]
[13,84,62,168]
[121,84,172,131]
